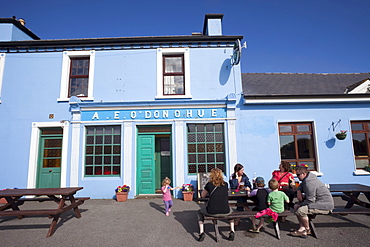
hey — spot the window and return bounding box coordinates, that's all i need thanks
[187,123,225,174]
[351,121,370,170]
[85,126,121,176]
[58,50,95,101]
[278,122,317,170]
[163,55,184,95]
[69,57,89,97]
[0,53,5,103]
[156,48,191,98]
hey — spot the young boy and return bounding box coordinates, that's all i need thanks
[267,179,290,214]
[246,177,269,233]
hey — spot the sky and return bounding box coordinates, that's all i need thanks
[1,0,370,74]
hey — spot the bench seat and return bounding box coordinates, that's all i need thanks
[203,210,294,241]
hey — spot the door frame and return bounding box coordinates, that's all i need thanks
[27,121,69,189]
[136,125,172,195]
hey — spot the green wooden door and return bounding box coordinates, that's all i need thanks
[137,135,155,194]
[36,129,62,188]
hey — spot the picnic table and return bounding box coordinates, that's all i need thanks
[329,183,370,208]
[0,187,89,237]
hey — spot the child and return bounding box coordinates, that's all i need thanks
[246,177,269,233]
[267,179,290,214]
[161,177,179,216]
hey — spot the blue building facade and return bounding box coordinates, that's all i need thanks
[239,73,370,186]
[0,15,243,199]
[1,16,369,200]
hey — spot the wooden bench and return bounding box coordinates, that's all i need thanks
[308,206,370,239]
[0,197,89,219]
[203,210,294,241]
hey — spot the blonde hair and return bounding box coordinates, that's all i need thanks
[269,179,279,190]
[209,168,225,187]
[162,177,171,186]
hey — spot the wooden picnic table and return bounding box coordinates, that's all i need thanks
[329,183,370,208]
[0,187,89,237]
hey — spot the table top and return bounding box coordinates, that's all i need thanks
[0,187,83,197]
[329,184,370,193]
[229,189,248,197]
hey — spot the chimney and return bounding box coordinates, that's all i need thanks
[202,14,223,36]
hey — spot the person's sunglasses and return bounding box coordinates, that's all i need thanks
[296,173,302,176]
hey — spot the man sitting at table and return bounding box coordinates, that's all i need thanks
[289,164,334,238]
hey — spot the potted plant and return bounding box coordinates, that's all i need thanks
[365,165,370,172]
[115,185,130,202]
[336,130,347,140]
[181,184,194,201]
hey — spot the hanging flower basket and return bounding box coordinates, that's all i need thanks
[335,133,347,140]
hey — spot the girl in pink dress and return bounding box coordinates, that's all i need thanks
[161,177,179,216]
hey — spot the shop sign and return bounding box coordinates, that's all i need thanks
[81,108,226,121]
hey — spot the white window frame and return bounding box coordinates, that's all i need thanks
[0,53,5,103]
[156,48,191,99]
[58,50,95,102]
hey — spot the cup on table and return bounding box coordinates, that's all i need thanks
[239,182,245,190]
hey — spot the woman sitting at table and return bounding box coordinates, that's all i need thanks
[197,168,235,242]
[271,161,295,208]
[229,163,252,212]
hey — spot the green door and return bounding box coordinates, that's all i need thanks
[36,128,62,188]
[137,135,155,194]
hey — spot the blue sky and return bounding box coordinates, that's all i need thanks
[2,0,370,73]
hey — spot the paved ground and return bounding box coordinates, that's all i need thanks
[0,196,370,247]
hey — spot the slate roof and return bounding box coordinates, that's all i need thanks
[242,73,370,96]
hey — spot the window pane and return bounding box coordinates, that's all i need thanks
[351,123,363,131]
[279,125,292,133]
[164,76,184,95]
[355,159,368,169]
[297,125,310,132]
[280,135,296,159]
[164,57,183,73]
[69,78,88,96]
[297,135,314,158]
[352,133,367,156]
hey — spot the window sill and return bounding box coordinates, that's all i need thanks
[293,171,323,177]
[353,170,370,175]
[155,95,192,99]
[58,97,94,102]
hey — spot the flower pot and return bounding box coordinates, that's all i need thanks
[336,133,347,140]
[116,192,128,202]
[182,191,194,201]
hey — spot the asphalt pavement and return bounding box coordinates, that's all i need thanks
[0,196,369,247]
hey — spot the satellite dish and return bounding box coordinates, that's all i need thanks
[232,39,241,65]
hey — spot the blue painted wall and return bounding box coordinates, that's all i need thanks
[235,102,370,186]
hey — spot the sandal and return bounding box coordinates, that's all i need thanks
[290,228,311,235]
[289,229,307,238]
[248,227,260,233]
